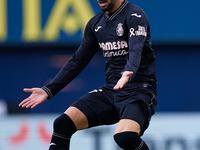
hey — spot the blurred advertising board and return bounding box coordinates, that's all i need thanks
[0,0,200,46]
[1,113,200,150]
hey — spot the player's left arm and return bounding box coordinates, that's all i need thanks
[114,9,149,89]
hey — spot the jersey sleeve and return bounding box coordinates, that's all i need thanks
[42,20,100,99]
[123,9,150,81]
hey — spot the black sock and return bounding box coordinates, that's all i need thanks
[114,132,149,150]
[49,114,77,150]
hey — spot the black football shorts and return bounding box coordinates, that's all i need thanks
[72,83,156,136]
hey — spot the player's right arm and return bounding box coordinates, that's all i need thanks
[19,18,99,108]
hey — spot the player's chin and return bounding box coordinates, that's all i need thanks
[99,6,107,12]
[97,1,108,8]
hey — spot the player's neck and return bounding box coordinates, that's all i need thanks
[106,0,124,14]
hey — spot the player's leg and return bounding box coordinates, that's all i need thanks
[64,106,89,130]
[49,106,88,150]
[114,102,150,150]
[49,86,119,150]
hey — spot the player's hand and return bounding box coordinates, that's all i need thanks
[19,88,48,109]
[113,71,133,90]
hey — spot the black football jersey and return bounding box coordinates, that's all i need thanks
[43,1,157,98]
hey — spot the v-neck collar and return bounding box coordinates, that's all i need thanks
[105,0,128,20]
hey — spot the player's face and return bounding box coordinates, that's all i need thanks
[97,0,118,13]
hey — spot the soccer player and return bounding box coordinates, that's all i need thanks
[19,0,157,149]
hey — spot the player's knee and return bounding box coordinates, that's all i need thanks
[53,114,77,137]
[114,132,149,150]
[114,132,135,149]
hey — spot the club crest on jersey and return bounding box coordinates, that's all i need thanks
[116,23,124,36]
